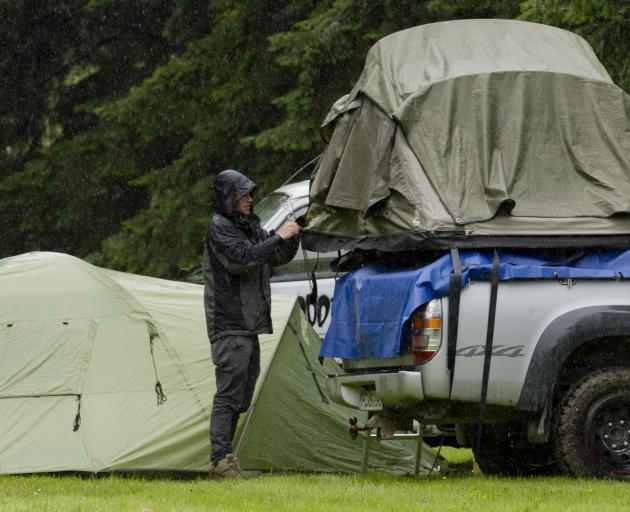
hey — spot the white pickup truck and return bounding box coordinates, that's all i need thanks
[325,252,630,479]
[298,19,630,481]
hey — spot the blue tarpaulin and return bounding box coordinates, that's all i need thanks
[320,250,630,360]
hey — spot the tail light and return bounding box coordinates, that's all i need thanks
[409,299,442,364]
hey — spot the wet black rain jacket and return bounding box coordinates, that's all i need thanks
[202,170,298,342]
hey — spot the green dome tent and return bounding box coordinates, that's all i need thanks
[0,252,442,474]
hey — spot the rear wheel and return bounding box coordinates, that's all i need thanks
[554,367,630,479]
[472,421,557,476]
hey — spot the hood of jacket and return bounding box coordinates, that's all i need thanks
[213,169,256,218]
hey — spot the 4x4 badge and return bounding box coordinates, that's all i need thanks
[456,344,525,358]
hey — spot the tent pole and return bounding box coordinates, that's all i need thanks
[413,421,423,476]
[234,405,256,459]
[360,432,370,473]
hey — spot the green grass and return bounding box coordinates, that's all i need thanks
[1,453,630,512]
[437,446,473,466]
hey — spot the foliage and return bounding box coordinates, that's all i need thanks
[0,0,628,277]
[250,0,434,154]
[520,0,630,92]
[89,0,318,277]
[0,0,174,265]
[427,0,521,19]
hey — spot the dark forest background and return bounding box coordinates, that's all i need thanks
[1,0,628,278]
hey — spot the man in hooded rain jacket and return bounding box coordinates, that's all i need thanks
[203,169,300,480]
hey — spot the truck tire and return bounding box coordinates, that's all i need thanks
[553,367,630,479]
[473,422,557,476]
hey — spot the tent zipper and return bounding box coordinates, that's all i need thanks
[0,393,83,432]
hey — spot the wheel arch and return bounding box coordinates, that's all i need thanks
[517,306,630,412]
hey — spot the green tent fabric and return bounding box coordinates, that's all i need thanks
[0,252,442,475]
[234,293,439,474]
[304,19,630,252]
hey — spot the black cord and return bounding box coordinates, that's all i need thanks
[149,327,168,406]
[427,437,444,477]
[155,382,167,405]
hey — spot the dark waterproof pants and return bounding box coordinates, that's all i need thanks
[210,335,260,464]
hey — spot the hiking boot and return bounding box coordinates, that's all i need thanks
[208,454,243,481]
[231,454,243,473]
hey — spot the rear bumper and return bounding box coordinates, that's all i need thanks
[326,370,424,409]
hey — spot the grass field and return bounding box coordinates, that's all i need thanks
[1,450,629,512]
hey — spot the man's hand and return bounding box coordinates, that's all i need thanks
[277,220,301,240]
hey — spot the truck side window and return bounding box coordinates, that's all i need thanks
[273,245,338,280]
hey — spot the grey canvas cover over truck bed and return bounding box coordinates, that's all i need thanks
[303,19,630,252]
